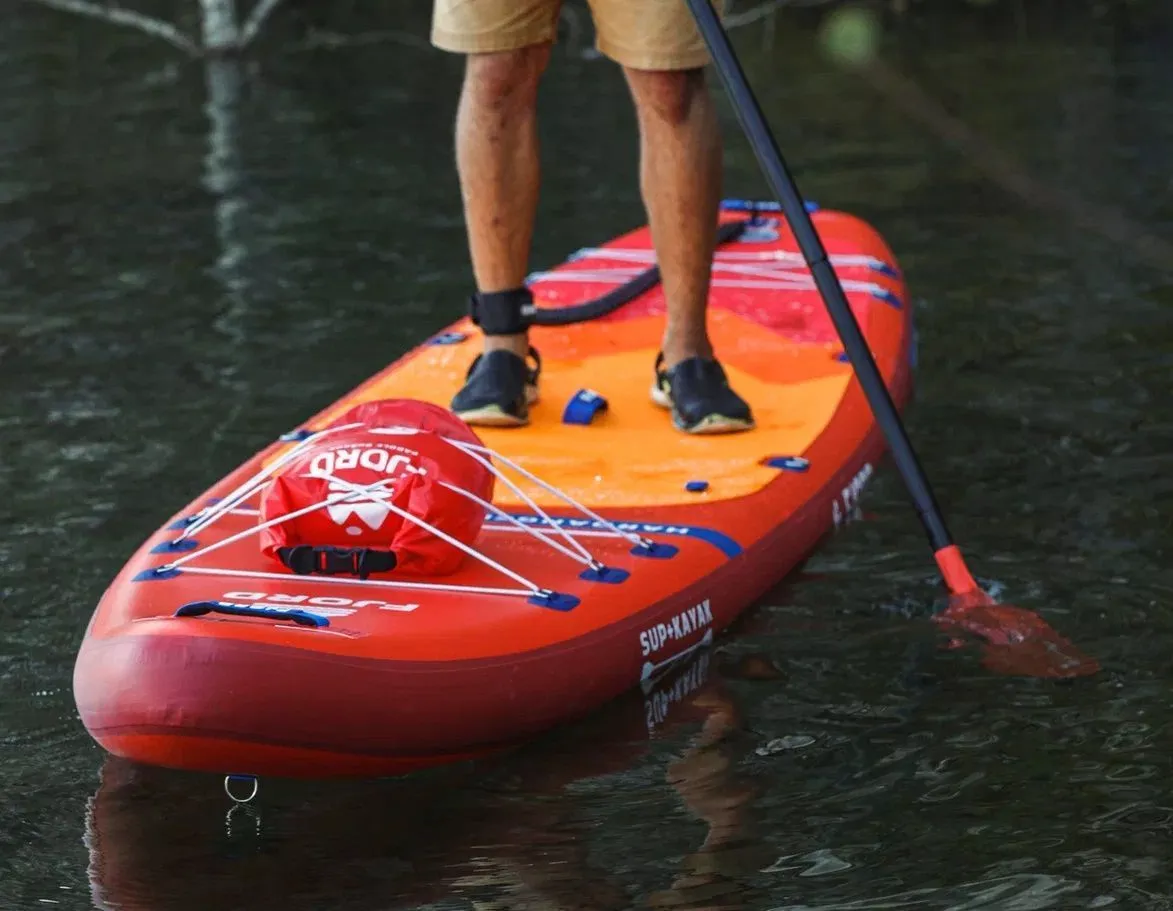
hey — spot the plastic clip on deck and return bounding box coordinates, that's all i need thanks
[562,389,608,425]
[277,545,397,581]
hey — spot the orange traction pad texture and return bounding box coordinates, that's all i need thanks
[309,312,855,507]
[289,211,902,508]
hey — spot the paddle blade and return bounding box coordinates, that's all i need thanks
[933,591,1100,679]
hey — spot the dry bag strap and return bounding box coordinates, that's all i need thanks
[468,287,536,335]
[277,545,397,580]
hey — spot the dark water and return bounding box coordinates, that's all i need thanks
[3,2,1172,909]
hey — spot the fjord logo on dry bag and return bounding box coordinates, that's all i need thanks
[307,447,420,533]
[259,399,493,576]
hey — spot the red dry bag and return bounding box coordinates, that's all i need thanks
[259,399,493,577]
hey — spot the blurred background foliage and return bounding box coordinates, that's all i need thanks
[16,0,1173,65]
[13,0,1173,271]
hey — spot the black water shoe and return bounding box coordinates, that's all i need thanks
[451,347,541,428]
[650,353,754,435]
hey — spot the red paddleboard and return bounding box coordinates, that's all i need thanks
[72,201,914,779]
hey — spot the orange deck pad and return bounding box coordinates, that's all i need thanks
[305,310,853,508]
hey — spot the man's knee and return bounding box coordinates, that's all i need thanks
[625,67,709,127]
[463,44,551,110]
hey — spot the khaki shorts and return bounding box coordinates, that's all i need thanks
[431,0,725,72]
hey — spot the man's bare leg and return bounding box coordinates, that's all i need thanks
[450,45,549,426]
[624,67,754,434]
[624,67,721,367]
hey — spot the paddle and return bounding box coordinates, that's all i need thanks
[683,0,1098,679]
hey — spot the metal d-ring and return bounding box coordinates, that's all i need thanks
[224,774,258,804]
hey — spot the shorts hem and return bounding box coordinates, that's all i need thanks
[594,36,712,72]
[431,27,557,55]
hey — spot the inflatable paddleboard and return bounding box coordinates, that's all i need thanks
[73,200,914,779]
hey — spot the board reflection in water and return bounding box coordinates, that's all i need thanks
[84,647,781,911]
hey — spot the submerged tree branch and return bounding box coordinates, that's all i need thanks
[291,28,431,52]
[724,0,837,30]
[199,0,238,51]
[22,0,200,56]
[239,0,286,49]
[857,58,1173,272]
[23,0,292,55]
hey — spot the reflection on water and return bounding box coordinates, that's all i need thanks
[2,1,1172,910]
[83,651,771,911]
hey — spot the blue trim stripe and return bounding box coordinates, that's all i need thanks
[487,513,742,558]
[871,288,903,309]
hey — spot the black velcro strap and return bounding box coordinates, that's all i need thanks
[277,545,397,581]
[468,287,536,336]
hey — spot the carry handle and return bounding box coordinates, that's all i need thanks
[174,600,330,628]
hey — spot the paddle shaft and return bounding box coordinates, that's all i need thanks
[685,0,954,553]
